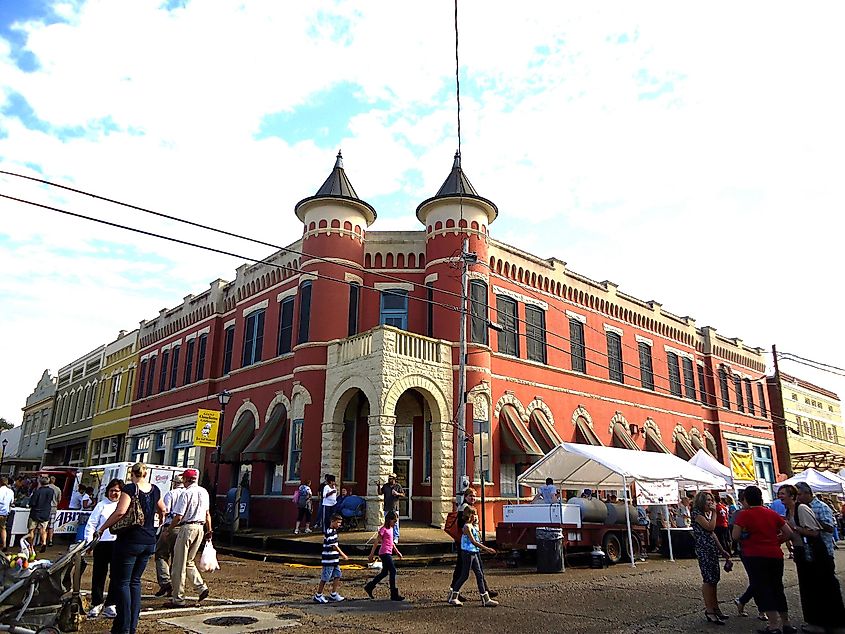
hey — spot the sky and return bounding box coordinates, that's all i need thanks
[1,1,844,426]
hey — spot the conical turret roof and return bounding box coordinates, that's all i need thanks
[295,151,376,224]
[416,151,498,223]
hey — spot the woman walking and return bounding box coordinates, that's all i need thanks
[84,479,124,619]
[779,483,845,633]
[364,511,404,601]
[448,507,498,607]
[294,479,313,535]
[448,488,497,602]
[731,485,795,633]
[98,463,166,634]
[691,491,733,624]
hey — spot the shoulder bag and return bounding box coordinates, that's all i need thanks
[110,486,145,535]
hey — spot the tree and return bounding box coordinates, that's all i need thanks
[0,418,11,432]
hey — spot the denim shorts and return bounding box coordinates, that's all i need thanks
[320,564,342,582]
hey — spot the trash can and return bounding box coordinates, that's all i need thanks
[535,527,564,573]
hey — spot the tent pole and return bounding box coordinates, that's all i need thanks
[666,504,675,562]
[623,475,636,568]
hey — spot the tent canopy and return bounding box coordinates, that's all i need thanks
[688,448,732,482]
[518,442,726,489]
[779,468,845,493]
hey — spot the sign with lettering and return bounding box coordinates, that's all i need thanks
[635,479,680,506]
[53,510,92,535]
[194,409,220,447]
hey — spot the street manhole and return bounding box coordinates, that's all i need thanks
[203,616,259,626]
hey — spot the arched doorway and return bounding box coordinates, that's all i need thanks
[391,390,432,521]
[340,391,370,494]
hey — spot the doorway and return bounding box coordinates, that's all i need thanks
[393,424,412,519]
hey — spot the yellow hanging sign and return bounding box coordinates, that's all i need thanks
[194,409,220,447]
[730,450,756,482]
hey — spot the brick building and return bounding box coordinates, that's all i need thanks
[127,152,780,529]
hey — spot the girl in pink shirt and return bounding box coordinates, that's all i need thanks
[364,511,404,601]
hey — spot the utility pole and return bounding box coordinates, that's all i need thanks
[771,344,793,476]
[456,237,470,494]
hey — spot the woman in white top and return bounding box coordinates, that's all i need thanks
[84,478,123,619]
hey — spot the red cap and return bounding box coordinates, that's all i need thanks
[182,469,199,479]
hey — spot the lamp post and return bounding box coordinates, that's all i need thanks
[0,439,7,476]
[214,390,231,521]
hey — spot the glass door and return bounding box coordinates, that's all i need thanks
[393,425,412,519]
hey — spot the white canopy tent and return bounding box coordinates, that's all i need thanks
[688,449,733,487]
[779,468,845,493]
[518,443,726,567]
[822,471,845,490]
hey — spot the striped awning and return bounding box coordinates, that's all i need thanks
[242,414,287,463]
[529,409,563,453]
[611,422,640,451]
[690,433,714,458]
[212,413,256,464]
[575,417,605,446]
[500,405,544,464]
[645,427,671,454]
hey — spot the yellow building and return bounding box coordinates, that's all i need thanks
[769,372,845,472]
[88,330,138,465]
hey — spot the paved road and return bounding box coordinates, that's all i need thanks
[78,550,845,633]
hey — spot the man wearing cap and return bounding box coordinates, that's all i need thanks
[154,474,186,597]
[164,469,211,607]
[381,474,406,542]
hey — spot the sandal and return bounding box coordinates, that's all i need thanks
[733,598,748,616]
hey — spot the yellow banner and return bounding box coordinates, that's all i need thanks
[730,450,756,482]
[194,409,220,447]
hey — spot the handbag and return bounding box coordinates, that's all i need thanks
[110,487,145,535]
[444,511,462,543]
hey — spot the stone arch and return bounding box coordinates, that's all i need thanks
[526,398,554,425]
[230,399,260,432]
[264,392,292,425]
[608,411,629,435]
[571,405,594,428]
[643,418,662,437]
[671,423,689,443]
[291,384,313,420]
[493,392,528,422]
[326,376,379,422]
[703,430,718,455]
[383,374,449,424]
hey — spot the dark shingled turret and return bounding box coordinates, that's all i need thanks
[416,151,498,223]
[295,151,376,224]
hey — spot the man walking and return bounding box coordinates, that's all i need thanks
[154,474,185,597]
[46,476,62,547]
[0,477,14,552]
[164,469,212,607]
[796,482,837,562]
[27,477,53,553]
[381,473,405,542]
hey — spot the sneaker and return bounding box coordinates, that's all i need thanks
[313,594,328,604]
[102,605,117,619]
[329,592,345,602]
[198,587,209,602]
[304,528,313,533]
[155,585,172,597]
[294,529,300,535]
[86,604,103,619]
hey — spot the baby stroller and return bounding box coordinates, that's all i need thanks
[0,537,91,634]
[336,495,366,530]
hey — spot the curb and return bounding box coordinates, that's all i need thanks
[215,545,456,567]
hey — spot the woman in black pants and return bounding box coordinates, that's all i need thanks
[447,489,497,602]
[83,479,124,618]
[732,485,796,634]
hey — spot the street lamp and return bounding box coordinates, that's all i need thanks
[213,390,231,520]
[0,439,7,476]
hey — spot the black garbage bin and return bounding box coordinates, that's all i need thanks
[535,527,564,573]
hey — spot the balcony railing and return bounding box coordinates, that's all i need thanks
[332,326,448,366]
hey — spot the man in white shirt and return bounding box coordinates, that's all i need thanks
[46,476,62,547]
[0,477,14,552]
[154,475,185,597]
[69,484,86,510]
[164,469,212,607]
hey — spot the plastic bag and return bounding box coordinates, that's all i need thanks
[198,542,220,573]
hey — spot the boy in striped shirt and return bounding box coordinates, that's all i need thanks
[313,514,348,603]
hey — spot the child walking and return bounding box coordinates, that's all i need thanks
[313,514,348,604]
[448,507,498,607]
[364,511,404,601]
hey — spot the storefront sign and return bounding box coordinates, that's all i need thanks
[194,409,220,447]
[635,479,680,506]
[53,509,91,534]
[730,450,756,482]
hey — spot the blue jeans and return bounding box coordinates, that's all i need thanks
[385,511,399,542]
[110,541,155,634]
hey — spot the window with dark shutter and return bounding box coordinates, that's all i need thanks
[138,359,147,398]
[278,297,295,355]
[222,326,235,374]
[526,306,547,363]
[719,367,731,408]
[682,357,696,399]
[426,284,434,338]
[158,350,169,393]
[242,309,265,367]
[667,352,682,396]
[169,345,180,389]
[639,342,654,390]
[297,281,312,344]
[569,318,586,373]
[734,375,745,412]
[195,334,207,381]
[697,364,707,404]
[606,332,623,383]
[757,383,768,418]
[470,280,488,345]
[183,339,195,385]
[348,284,360,337]
[744,379,755,415]
[496,296,519,357]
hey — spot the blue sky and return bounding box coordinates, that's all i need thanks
[1,1,844,425]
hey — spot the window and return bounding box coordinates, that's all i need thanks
[757,383,767,418]
[109,373,121,409]
[297,281,312,344]
[131,435,150,464]
[288,419,304,481]
[172,427,196,468]
[423,419,433,482]
[525,306,547,363]
[718,367,730,408]
[734,375,745,412]
[195,333,208,381]
[696,365,707,404]
[667,352,682,396]
[496,296,519,356]
[169,345,180,390]
[791,393,798,401]
[158,349,169,393]
[638,342,654,390]
[469,280,488,345]
[569,318,586,373]
[473,419,492,484]
[682,357,696,400]
[342,418,356,483]
[277,297,295,355]
[348,284,360,337]
[90,436,120,466]
[380,289,408,330]
[426,284,434,337]
[222,325,235,374]
[753,444,775,488]
[744,379,755,416]
[606,331,623,383]
[242,309,265,367]
[124,368,134,404]
[500,463,518,498]
[184,339,195,385]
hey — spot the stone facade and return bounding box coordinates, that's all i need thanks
[16,369,56,468]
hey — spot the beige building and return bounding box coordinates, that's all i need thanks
[769,372,845,472]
